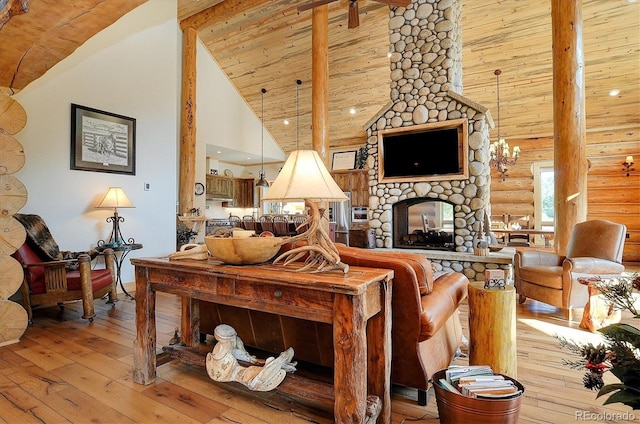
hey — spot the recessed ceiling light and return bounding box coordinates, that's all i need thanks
[283,119,289,125]
[609,89,620,97]
[349,108,356,115]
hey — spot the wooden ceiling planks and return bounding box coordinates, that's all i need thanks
[0,0,636,153]
[186,0,637,154]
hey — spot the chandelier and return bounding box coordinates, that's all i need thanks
[489,69,520,181]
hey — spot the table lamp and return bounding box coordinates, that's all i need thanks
[263,150,349,273]
[96,186,135,247]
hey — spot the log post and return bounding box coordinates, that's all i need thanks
[179,26,198,216]
[468,282,517,378]
[0,300,28,347]
[311,5,329,164]
[552,0,587,256]
[311,6,331,234]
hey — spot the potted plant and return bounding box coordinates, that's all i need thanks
[176,217,198,251]
[558,274,640,410]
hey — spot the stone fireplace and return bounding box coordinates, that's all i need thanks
[393,198,455,250]
[364,0,493,255]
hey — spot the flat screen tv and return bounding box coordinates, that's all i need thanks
[378,118,468,182]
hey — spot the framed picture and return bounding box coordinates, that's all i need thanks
[352,206,369,223]
[332,150,357,170]
[70,103,136,175]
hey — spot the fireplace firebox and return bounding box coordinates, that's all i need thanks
[393,199,456,250]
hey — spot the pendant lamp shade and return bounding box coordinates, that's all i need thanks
[262,150,348,202]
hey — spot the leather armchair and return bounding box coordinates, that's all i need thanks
[514,219,626,320]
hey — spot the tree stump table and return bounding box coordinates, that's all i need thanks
[578,277,622,333]
[468,281,517,378]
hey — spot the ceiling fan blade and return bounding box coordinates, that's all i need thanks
[348,1,359,29]
[297,0,338,12]
[373,0,411,7]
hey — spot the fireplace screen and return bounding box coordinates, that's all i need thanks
[393,199,455,250]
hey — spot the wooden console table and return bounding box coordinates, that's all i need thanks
[131,257,393,424]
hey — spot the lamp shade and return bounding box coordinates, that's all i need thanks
[262,150,348,202]
[96,187,135,209]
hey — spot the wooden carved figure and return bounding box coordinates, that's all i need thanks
[205,324,296,392]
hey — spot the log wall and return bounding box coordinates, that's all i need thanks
[489,127,640,262]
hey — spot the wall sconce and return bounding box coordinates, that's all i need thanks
[622,155,634,177]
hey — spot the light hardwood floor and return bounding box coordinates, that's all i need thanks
[1,270,638,424]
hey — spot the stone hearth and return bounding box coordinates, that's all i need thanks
[364,0,494,255]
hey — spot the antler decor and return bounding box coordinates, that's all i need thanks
[262,149,349,274]
[274,200,348,273]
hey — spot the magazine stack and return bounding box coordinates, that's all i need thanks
[439,365,522,399]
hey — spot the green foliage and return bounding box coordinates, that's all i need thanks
[176,218,197,247]
[558,274,640,410]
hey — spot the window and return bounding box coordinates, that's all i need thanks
[533,161,554,229]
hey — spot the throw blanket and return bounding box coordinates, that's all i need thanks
[14,213,97,269]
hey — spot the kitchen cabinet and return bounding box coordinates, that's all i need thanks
[331,169,369,207]
[223,178,255,208]
[206,175,234,200]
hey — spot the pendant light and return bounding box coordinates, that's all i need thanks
[296,79,302,149]
[489,69,520,181]
[256,88,269,188]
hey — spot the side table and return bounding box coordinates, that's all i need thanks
[468,281,517,377]
[97,243,142,299]
[578,277,622,332]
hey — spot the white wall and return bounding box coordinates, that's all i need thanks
[195,41,285,223]
[11,0,282,284]
[14,0,180,285]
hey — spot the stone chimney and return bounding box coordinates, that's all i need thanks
[364,0,493,253]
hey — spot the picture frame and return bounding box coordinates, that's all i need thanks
[70,103,136,175]
[332,150,357,170]
[352,206,369,223]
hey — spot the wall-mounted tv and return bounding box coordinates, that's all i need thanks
[378,118,468,183]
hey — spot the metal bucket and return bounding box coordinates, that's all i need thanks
[433,369,524,424]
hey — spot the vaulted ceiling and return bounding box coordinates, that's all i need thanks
[2,0,638,163]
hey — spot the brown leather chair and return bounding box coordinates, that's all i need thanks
[514,219,626,320]
[11,214,118,323]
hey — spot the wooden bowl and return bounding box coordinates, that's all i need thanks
[205,236,283,265]
[489,244,505,252]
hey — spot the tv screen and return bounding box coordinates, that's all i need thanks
[378,119,468,182]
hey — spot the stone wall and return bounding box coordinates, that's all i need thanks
[365,0,493,254]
